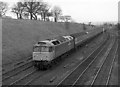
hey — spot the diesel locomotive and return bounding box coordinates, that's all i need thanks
[33,28,105,70]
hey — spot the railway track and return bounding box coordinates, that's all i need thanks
[2,66,36,85]
[3,63,49,85]
[2,58,33,83]
[90,37,118,85]
[56,33,112,86]
[2,57,32,73]
[9,69,49,85]
[18,32,108,85]
[72,36,117,86]
[2,32,110,86]
[106,49,118,85]
[19,32,108,85]
[9,70,36,85]
[105,43,118,85]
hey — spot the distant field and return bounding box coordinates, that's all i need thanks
[2,18,96,65]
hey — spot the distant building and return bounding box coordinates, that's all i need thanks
[58,15,72,22]
[2,16,12,19]
[48,17,54,22]
[45,15,72,22]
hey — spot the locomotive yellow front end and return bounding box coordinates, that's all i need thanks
[33,41,55,69]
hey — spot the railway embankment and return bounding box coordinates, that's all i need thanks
[2,18,96,65]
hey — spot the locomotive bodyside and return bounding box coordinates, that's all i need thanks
[71,28,103,48]
[70,32,89,47]
[54,37,74,59]
[33,28,104,70]
[33,36,74,69]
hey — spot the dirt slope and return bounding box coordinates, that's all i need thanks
[2,18,94,65]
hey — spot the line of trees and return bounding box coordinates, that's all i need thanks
[117,23,120,30]
[0,1,8,17]
[0,0,62,22]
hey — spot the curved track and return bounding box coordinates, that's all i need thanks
[106,48,118,85]
[72,35,117,86]
[56,33,111,86]
[105,43,118,85]
[20,32,108,85]
[2,32,112,86]
[90,37,118,85]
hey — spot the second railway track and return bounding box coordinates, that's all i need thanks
[2,32,114,86]
[90,36,118,85]
[2,59,33,84]
[56,33,113,86]
[72,35,117,86]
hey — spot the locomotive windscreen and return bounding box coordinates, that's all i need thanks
[38,42,46,44]
[33,46,53,52]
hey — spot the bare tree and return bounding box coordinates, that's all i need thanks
[40,2,50,21]
[46,12,52,21]
[23,12,29,19]
[88,22,91,26]
[11,2,24,19]
[22,0,46,20]
[11,0,50,20]
[83,23,86,30]
[0,1,8,17]
[117,23,120,30]
[51,6,62,22]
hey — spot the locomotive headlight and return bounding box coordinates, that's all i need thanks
[34,55,38,58]
[86,32,88,34]
[40,58,43,60]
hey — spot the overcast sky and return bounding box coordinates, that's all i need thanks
[0,0,119,23]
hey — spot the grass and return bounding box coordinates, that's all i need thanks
[2,18,95,65]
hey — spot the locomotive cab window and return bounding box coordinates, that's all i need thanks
[33,46,52,52]
[70,37,73,40]
[33,46,40,52]
[49,47,54,52]
[52,41,60,45]
[34,46,54,52]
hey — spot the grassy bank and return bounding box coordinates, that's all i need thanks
[2,18,95,65]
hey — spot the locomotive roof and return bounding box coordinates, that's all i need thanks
[70,32,87,37]
[35,40,55,46]
[34,35,73,46]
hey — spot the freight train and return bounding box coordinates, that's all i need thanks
[33,28,105,70]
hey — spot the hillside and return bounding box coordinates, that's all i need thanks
[2,18,95,65]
